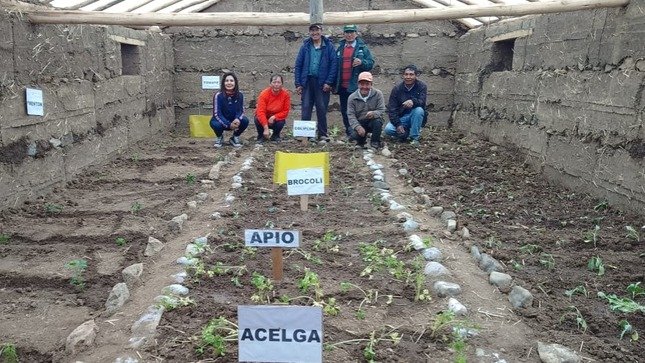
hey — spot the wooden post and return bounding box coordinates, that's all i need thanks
[300,195,309,211]
[310,0,323,24]
[271,247,283,280]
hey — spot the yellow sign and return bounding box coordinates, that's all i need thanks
[273,152,330,186]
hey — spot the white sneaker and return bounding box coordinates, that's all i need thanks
[230,136,242,147]
[214,136,224,148]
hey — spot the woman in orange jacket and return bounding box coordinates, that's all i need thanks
[254,75,291,143]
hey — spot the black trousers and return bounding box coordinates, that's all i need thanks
[351,118,383,145]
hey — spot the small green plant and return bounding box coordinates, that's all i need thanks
[329,124,341,138]
[186,173,197,185]
[130,201,142,214]
[422,236,434,248]
[625,226,640,242]
[298,268,323,300]
[431,310,457,339]
[0,234,10,245]
[44,203,63,215]
[195,317,238,356]
[321,297,340,316]
[583,225,601,247]
[115,237,127,247]
[627,282,644,299]
[539,253,555,270]
[0,343,18,363]
[250,272,274,303]
[509,259,523,271]
[451,337,467,363]
[65,259,88,290]
[598,291,645,313]
[593,200,609,211]
[156,296,195,312]
[484,236,502,249]
[564,285,589,299]
[519,244,541,255]
[368,193,382,208]
[325,326,401,363]
[560,306,588,332]
[587,256,605,276]
[619,320,639,341]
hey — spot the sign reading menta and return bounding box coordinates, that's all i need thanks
[286,168,324,196]
[201,75,220,90]
[238,305,322,363]
[25,88,44,116]
[244,229,300,248]
[292,120,316,138]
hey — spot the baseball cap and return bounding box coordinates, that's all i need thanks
[358,71,373,82]
[309,23,323,30]
[343,24,358,32]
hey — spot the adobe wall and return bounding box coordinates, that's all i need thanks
[168,0,462,132]
[0,8,175,209]
[453,1,645,213]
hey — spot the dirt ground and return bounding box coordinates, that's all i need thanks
[0,120,643,362]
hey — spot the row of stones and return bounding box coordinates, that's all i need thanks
[366,147,583,363]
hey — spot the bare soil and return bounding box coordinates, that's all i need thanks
[0,125,642,363]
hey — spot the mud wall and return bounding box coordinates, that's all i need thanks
[453,1,645,213]
[169,0,462,131]
[0,9,175,209]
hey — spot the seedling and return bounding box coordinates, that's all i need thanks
[539,253,555,270]
[115,237,127,247]
[627,282,644,299]
[0,234,10,245]
[156,296,195,312]
[44,203,63,215]
[321,297,340,316]
[597,291,645,313]
[519,244,541,255]
[290,249,323,265]
[619,320,639,341]
[250,272,274,303]
[564,285,589,299]
[65,259,88,290]
[195,317,238,356]
[509,259,524,271]
[587,256,605,276]
[583,225,600,247]
[186,173,197,185]
[422,236,434,248]
[431,310,457,339]
[560,306,588,332]
[298,268,323,300]
[329,124,341,138]
[326,326,401,363]
[593,200,609,211]
[368,193,382,208]
[0,343,18,363]
[451,337,467,363]
[484,236,502,249]
[130,201,142,214]
[625,226,640,242]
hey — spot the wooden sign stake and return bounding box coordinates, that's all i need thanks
[271,247,283,280]
[300,195,309,211]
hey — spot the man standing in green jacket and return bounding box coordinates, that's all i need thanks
[336,24,375,140]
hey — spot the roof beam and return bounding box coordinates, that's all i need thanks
[20,0,630,26]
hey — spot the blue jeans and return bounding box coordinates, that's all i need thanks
[301,76,331,138]
[384,107,424,141]
[210,116,249,137]
[254,118,285,139]
[338,87,353,137]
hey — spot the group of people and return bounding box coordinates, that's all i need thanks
[209,23,427,149]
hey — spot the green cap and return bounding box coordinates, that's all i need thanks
[343,24,358,32]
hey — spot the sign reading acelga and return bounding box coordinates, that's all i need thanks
[238,305,322,363]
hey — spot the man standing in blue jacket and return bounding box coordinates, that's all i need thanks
[294,23,338,143]
[384,65,427,146]
[335,24,375,140]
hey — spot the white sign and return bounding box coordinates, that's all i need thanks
[244,229,300,248]
[202,75,220,90]
[292,120,317,138]
[286,168,324,196]
[238,305,322,363]
[25,88,44,116]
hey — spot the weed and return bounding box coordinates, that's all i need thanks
[539,253,555,270]
[627,282,644,299]
[0,343,18,363]
[115,237,127,247]
[594,200,609,211]
[369,193,382,208]
[186,173,197,185]
[451,337,467,363]
[625,226,640,242]
[519,244,541,255]
[0,234,10,245]
[560,306,588,332]
[619,320,639,341]
[597,291,645,313]
[264,220,275,228]
[583,225,601,247]
[195,317,238,356]
[587,256,605,276]
[131,153,140,162]
[564,285,589,299]
[509,259,524,271]
[65,259,88,290]
[44,203,63,215]
[422,236,434,248]
[329,124,341,138]
[250,272,274,303]
[484,236,502,249]
[130,201,142,214]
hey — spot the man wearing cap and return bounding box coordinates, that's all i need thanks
[347,71,386,149]
[335,24,375,140]
[384,64,427,146]
[294,23,338,143]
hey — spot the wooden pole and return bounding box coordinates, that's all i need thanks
[22,0,630,26]
[300,195,309,211]
[271,247,283,280]
[310,0,323,24]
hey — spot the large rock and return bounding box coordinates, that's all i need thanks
[65,319,98,354]
[105,283,130,316]
[128,306,164,349]
[144,236,164,257]
[424,261,450,277]
[208,160,225,179]
[489,271,513,292]
[537,341,581,363]
[422,247,442,261]
[433,281,462,297]
[448,298,468,316]
[509,286,534,309]
[479,253,504,273]
[169,214,188,232]
[122,263,144,288]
